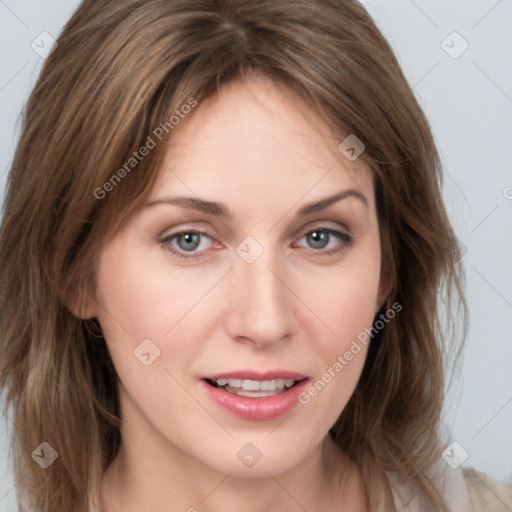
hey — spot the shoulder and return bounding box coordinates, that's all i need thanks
[463,466,512,512]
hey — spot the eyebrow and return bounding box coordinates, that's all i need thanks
[145,189,368,218]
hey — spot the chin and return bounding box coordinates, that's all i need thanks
[192,437,315,478]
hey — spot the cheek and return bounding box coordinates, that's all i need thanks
[294,235,381,356]
[94,244,211,340]
[294,283,375,439]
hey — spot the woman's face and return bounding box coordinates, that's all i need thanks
[89,76,385,478]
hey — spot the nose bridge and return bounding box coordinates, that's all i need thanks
[227,239,295,345]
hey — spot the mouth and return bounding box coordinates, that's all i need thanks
[200,371,310,420]
[204,377,306,398]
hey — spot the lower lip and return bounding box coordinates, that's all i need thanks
[201,379,309,421]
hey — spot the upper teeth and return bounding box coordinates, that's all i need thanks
[215,378,296,391]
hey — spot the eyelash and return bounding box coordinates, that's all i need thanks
[160,227,354,260]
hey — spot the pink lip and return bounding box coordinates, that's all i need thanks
[201,370,308,381]
[200,372,309,421]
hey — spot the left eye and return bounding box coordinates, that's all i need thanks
[296,228,349,251]
[161,227,352,260]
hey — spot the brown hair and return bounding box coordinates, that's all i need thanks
[0,1,467,511]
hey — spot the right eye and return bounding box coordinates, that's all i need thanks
[161,229,215,259]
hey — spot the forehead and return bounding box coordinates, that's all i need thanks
[150,76,374,214]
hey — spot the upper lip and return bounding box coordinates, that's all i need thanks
[202,370,308,381]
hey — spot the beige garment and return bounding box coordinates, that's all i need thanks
[463,467,512,512]
[389,461,512,511]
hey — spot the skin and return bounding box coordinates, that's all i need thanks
[83,75,389,512]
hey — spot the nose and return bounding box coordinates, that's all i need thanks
[225,247,296,349]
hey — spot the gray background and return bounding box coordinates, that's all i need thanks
[1,1,511,510]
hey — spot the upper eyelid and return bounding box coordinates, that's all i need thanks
[162,224,350,249]
[161,216,352,237]
[162,222,350,240]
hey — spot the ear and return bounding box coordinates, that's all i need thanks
[58,278,98,320]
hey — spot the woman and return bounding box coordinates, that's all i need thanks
[0,1,510,511]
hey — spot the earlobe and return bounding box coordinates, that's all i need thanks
[58,284,98,320]
[71,301,97,320]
